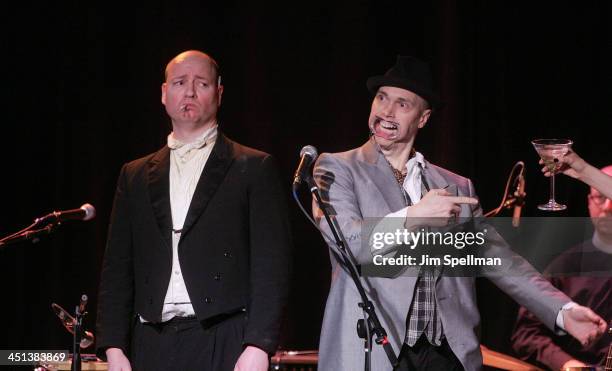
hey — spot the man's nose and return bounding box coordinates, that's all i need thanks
[602,198,612,212]
[185,81,197,98]
[381,102,394,117]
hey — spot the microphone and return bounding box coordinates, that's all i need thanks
[512,166,526,227]
[51,303,95,348]
[293,145,318,190]
[78,294,88,315]
[35,203,96,225]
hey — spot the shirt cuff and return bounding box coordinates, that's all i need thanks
[555,301,577,333]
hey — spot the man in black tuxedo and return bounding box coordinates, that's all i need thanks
[96,50,291,371]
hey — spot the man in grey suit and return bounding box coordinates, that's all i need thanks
[312,56,606,370]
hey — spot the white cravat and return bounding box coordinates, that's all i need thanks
[161,125,217,322]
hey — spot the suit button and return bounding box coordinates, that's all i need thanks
[214,273,222,281]
[148,297,153,304]
[204,297,213,304]
[223,252,232,258]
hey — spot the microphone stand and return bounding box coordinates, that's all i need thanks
[298,179,399,370]
[71,295,88,371]
[51,303,94,349]
[0,211,66,247]
[485,195,523,217]
[484,161,526,218]
[0,204,94,248]
[0,223,60,247]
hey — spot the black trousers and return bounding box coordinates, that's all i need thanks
[130,314,247,371]
[395,335,463,371]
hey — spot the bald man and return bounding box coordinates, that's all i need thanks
[512,166,612,370]
[96,51,291,371]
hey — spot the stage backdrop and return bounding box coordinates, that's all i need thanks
[0,0,610,363]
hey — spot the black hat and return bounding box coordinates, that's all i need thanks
[366,56,440,109]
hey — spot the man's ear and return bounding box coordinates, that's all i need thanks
[217,84,224,107]
[418,108,432,129]
[161,82,167,105]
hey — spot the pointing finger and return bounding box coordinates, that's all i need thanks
[447,196,479,205]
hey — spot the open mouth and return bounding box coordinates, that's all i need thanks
[380,121,398,130]
[371,118,399,140]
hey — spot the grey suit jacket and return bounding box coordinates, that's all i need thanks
[312,138,570,371]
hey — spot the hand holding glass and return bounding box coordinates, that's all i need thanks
[531,139,573,211]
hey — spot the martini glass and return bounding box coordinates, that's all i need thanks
[531,139,573,211]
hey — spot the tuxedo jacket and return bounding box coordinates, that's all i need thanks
[312,138,569,371]
[96,133,291,356]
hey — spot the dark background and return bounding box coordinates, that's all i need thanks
[0,0,610,367]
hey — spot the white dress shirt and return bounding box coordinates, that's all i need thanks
[161,125,218,322]
[388,150,426,215]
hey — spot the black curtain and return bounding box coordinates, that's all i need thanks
[0,0,610,360]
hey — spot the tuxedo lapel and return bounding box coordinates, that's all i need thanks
[147,146,173,256]
[180,133,235,242]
